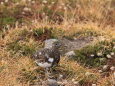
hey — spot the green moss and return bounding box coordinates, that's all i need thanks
[33,28,45,37]
[0,17,16,27]
[74,40,115,67]
[7,41,22,53]
[21,44,36,56]
[7,41,39,56]
[33,27,64,39]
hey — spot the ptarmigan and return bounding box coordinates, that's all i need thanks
[33,40,61,69]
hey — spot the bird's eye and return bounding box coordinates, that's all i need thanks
[55,43,58,45]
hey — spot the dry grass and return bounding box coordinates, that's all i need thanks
[0,0,115,86]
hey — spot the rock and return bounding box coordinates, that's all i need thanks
[110,66,115,71]
[44,39,59,49]
[47,79,58,86]
[97,52,103,56]
[90,54,95,57]
[113,46,115,49]
[58,74,63,80]
[106,54,112,59]
[92,84,97,86]
[72,79,75,82]
[113,72,115,78]
[85,72,92,76]
[98,70,103,73]
[65,51,76,58]
[102,65,110,71]
[62,80,68,84]
[73,81,79,85]
[110,52,114,56]
[57,81,62,85]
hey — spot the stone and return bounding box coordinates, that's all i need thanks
[111,52,114,56]
[97,52,103,56]
[90,54,95,57]
[106,54,112,59]
[47,79,58,86]
[85,72,92,76]
[44,39,59,49]
[92,84,97,86]
[110,66,115,71]
[102,65,110,71]
[65,51,76,57]
[98,70,103,73]
[59,74,63,80]
[73,81,79,85]
[113,72,115,78]
[72,79,75,82]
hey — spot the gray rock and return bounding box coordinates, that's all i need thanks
[65,51,76,58]
[73,81,79,85]
[44,39,59,49]
[102,65,110,71]
[47,79,58,86]
[60,37,94,52]
[110,66,115,71]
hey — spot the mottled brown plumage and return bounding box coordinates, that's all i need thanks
[33,41,61,68]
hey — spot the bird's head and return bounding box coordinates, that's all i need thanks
[52,41,62,49]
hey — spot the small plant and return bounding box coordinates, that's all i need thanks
[18,69,37,84]
[33,27,64,39]
[33,28,45,37]
[74,39,115,67]
[17,66,45,84]
[0,17,16,28]
[7,40,40,56]
[64,27,104,40]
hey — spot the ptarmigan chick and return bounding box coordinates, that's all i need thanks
[33,41,61,69]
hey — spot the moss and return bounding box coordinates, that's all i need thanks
[64,27,104,40]
[18,69,37,84]
[7,41,39,56]
[74,40,115,67]
[33,27,64,39]
[21,44,36,56]
[33,28,45,37]
[0,17,16,27]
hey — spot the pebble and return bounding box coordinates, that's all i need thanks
[43,0,47,4]
[1,2,4,5]
[73,81,79,85]
[103,65,109,71]
[72,79,75,82]
[47,79,58,86]
[113,72,115,78]
[92,84,97,86]
[62,80,68,84]
[23,7,31,11]
[106,54,112,59]
[85,72,92,76]
[98,70,103,73]
[90,54,94,57]
[5,0,8,3]
[59,74,63,79]
[111,52,114,56]
[97,52,102,56]
[110,66,115,71]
